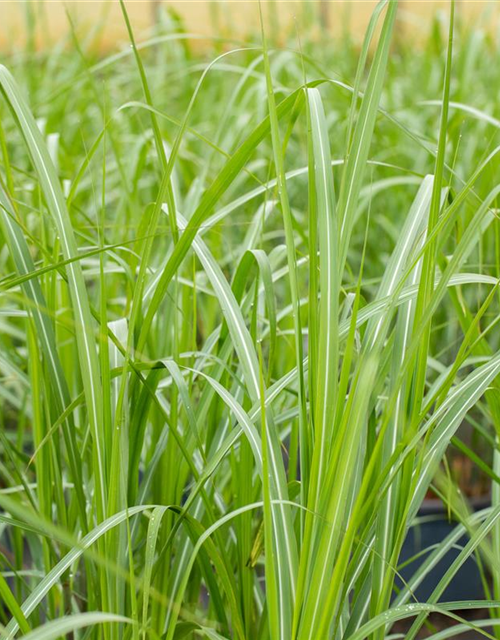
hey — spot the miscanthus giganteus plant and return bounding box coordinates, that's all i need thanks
[2,0,500,638]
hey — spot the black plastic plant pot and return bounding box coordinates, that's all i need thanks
[396,497,491,602]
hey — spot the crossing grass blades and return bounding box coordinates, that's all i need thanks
[2,0,500,638]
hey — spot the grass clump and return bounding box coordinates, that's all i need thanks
[2,1,500,638]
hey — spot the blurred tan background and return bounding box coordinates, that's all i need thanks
[0,1,499,50]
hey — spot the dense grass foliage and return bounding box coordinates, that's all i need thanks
[2,1,500,638]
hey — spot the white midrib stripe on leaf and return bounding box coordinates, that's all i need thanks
[368,178,432,610]
[257,273,498,420]
[4,506,153,638]
[0,205,66,410]
[177,213,297,601]
[197,245,260,397]
[338,1,397,261]
[0,68,105,508]
[374,242,424,614]
[339,57,384,241]
[421,99,500,129]
[302,357,376,640]
[370,177,433,345]
[19,613,132,640]
[193,287,292,608]
[166,500,299,640]
[309,90,337,506]
[165,382,256,634]
[412,353,500,501]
